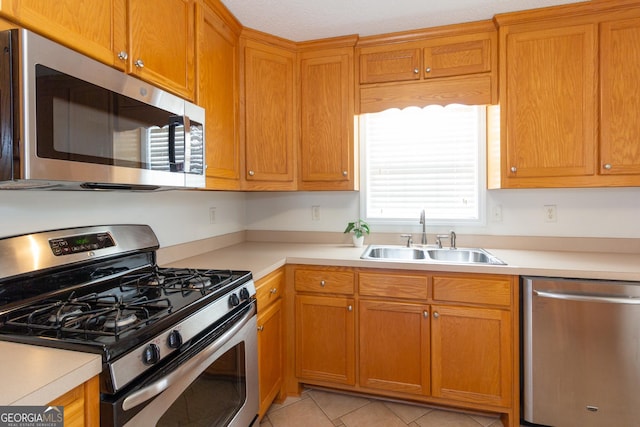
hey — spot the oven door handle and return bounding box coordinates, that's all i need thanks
[121,304,256,412]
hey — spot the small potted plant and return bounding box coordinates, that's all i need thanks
[344,219,370,248]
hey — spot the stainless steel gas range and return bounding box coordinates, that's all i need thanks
[0,225,258,426]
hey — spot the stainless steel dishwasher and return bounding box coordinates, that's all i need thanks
[523,276,640,427]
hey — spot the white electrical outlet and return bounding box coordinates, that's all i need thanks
[492,204,503,222]
[209,207,217,224]
[544,205,557,223]
[311,205,320,221]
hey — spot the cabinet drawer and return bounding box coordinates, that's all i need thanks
[432,275,512,307]
[295,268,355,295]
[256,268,284,311]
[359,272,428,299]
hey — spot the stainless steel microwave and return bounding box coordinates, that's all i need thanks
[0,29,205,190]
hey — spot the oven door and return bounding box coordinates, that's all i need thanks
[105,303,258,427]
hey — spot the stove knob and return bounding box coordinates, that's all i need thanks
[142,343,161,365]
[229,293,240,307]
[239,287,250,301]
[167,330,183,349]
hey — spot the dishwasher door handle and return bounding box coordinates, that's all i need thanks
[534,289,640,304]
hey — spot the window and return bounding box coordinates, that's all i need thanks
[362,104,485,224]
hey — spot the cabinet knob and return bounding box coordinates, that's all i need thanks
[413,68,419,74]
[423,310,429,318]
[433,312,439,318]
[270,288,278,294]
[134,59,145,68]
[603,163,612,170]
[257,325,264,332]
[425,67,431,73]
[342,170,348,176]
[320,280,326,287]
[248,170,255,176]
[118,51,128,61]
[347,305,353,312]
[510,166,517,173]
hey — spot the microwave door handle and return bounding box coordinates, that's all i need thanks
[182,115,191,172]
[168,116,184,172]
[121,303,256,412]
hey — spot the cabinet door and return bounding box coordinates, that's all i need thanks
[600,17,640,176]
[299,47,356,190]
[197,2,240,189]
[359,300,430,395]
[431,305,512,407]
[359,47,421,84]
[295,294,355,385]
[503,23,597,181]
[48,376,99,427]
[258,299,283,418]
[0,0,126,68]
[128,0,195,100]
[242,39,296,189]
[422,36,491,79]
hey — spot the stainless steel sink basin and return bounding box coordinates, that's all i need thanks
[363,246,427,260]
[426,248,506,265]
[360,245,506,265]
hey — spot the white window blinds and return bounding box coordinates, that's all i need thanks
[363,104,484,221]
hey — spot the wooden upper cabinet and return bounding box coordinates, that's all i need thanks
[600,16,640,176]
[197,0,241,189]
[127,0,196,100]
[358,28,495,85]
[241,34,296,190]
[357,22,497,113]
[359,48,421,84]
[422,36,491,79]
[0,0,126,68]
[299,39,357,190]
[502,23,597,182]
[491,2,640,188]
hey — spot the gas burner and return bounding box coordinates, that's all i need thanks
[47,306,84,326]
[147,275,165,286]
[104,312,139,331]
[186,276,212,291]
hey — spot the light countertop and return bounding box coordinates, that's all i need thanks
[166,242,640,282]
[0,341,101,405]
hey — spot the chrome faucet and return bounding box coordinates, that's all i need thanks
[436,230,457,249]
[419,209,427,245]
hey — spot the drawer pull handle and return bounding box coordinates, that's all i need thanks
[320,280,326,287]
[257,325,264,332]
[270,288,278,294]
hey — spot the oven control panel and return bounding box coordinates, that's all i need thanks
[49,232,115,256]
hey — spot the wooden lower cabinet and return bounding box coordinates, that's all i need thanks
[295,294,355,385]
[256,268,285,418]
[289,266,519,427]
[257,298,283,418]
[431,304,512,407]
[48,375,99,427]
[359,299,430,395]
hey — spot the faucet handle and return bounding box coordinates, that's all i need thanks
[400,234,413,247]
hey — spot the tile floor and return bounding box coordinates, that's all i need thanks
[259,388,506,427]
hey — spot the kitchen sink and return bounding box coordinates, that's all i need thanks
[360,245,506,265]
[426,248,506,265]
[363,246,427,260]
